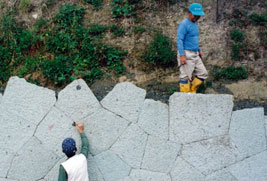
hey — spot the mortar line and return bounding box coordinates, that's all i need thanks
[140,134,149,169]
[179,156,206,176]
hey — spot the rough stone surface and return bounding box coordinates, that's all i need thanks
[83,108,129,155]
[169,93,233,144]
[1,76,56,125]
[205,169,237,181]
[229,108,266,158]
[87,155,104,181]
[0,106,35,153]
[0,179,17,181]
[111,124,148,168]
[181,136,240,175]
[138,99,168,140]
[55,79,101,121]
[129,169,171,181]
[101,82,146,122]
[0,149,15,178]
[43,157,66,181]
[0,93,2,103]
[170,157,205,181]
[265,116,267,148]
[141,136,181,173]
[229,151,267,181]
[7,137,59,181]
[94,150,131,181]
[35,107,80,157]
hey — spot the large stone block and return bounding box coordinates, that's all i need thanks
[111,124,148,168]
[265,116,267,148]
[83,108,129,155]
[181,136,240,175]
[170,157,205,181]
[0,179,17,181]
[0,149,15,178]
[169,93,233,144]
[0,93,2,103]
[229,151,267,181]
[229,108,266,159]
[138,99,169,140]
[129,169,171,181]
[94,150,131,181]
[7,137,59,181]
[0,106,35,153]
[205,169,237,181]
[43,157,66,181]
[2,77,56,125]
[35,107,81,157]
[87,155,104,181]
[55,79,101,121]
[141,136,181,173]
[101,82,146,122]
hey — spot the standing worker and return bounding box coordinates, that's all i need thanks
[58,122,89,181]
[177,3,208,93]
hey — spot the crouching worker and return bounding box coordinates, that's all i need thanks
[177,3,208,93]
[58,122,89,181]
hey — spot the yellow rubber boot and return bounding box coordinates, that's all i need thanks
[179,80,191,93]
[191,77,203,93]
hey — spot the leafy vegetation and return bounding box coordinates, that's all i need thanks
[110,24,125,37]
[142,33,176,67]
[212,66,248,81]
[230,29,244,42]
[249,13,267,26]
[84,0,103,10]
[111,0,142,18]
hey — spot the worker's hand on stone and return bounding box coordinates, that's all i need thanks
[180,55,186,65]
[76,122,84,134]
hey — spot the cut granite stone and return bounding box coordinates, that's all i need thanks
[205,169,237,181]
[111,124,148,168]
[2,76,56,125]
[129,169,171,181]
[94,150,131,181]
[141,136,181,173]
[229,150,267,181]
[7,137,59,181]
[55,79,101,121]
[181,136,240,175]
[83,108,129,155]
[43,157,66,181]
[101,82,146,122]
[0,179,17,181]
[0,93,2,103]
[138,99,168,140]
[170,157,205,181]
[0,106,35,153]
[169,93,233,144]
[229,108,266,159]
[88,155,104,181]
[35,107,80,157]
[0,149,15,178]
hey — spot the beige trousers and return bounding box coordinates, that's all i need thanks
[177,50,208,81]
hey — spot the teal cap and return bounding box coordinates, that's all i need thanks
[189,3,205,16]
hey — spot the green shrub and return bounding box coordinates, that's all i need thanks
[133,26,145,34]
[17,57,42,77]
[110,25,125,37]
[42,55,73,85]
[54,5,85,27]
[212,66,248,81]
[82,68,103,83]
[142,33,176,67]
[88,24,107,36]
[111,0,137,18]
[230,29,244,42]
[84,0,103,9]
[249,13,267,26]
[231,43,244,60]
[259,31,267,47]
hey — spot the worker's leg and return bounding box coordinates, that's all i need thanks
[191,55,208,93]
[177,51,195,93]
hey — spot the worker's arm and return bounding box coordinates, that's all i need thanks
[76,123,89,158]
[58,165,67,181]
[177,22,187,56]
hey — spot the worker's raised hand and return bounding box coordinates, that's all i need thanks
[180,55,186,65]
[199,52,203,59]
[76,122,84,133]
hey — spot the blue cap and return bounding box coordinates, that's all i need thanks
[189,3,205,16]
[62,138,76,156]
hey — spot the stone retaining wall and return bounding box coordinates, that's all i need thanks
[0,77,266,181]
